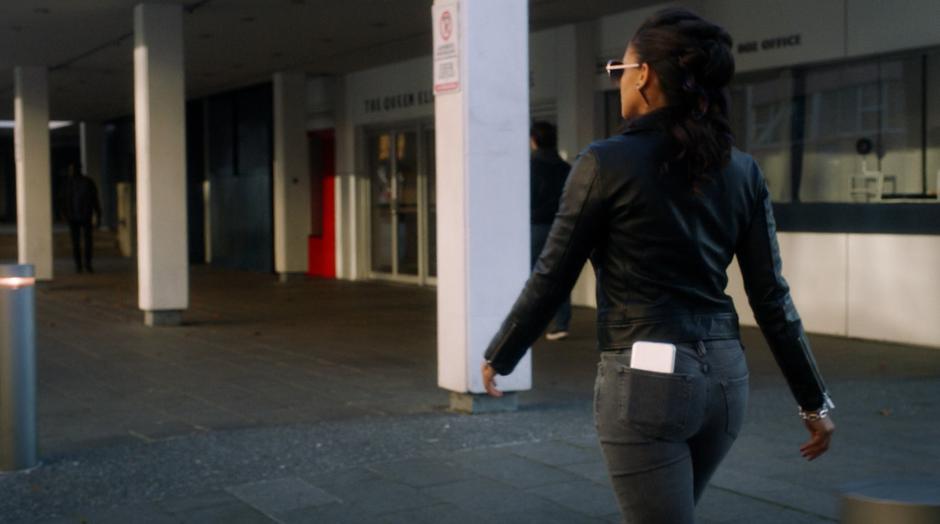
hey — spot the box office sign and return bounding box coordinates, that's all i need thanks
[432,1,460,94]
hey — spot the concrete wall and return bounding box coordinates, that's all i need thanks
[726,233,940,348]
[599,0,940,74]
[846,0,940,57]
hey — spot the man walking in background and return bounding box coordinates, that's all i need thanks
[61,164,101,273]
[529,122,572,340]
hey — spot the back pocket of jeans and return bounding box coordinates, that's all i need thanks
[721,374,749,438]
[621,368,699,441]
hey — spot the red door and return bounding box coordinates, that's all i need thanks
[307,129,336,278]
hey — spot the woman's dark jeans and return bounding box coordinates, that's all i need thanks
[594,339,749,523]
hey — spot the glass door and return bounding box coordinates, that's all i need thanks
[368,132,394,274]
[367,125,434,284]
[423,128,437,279]
[396,130,420,276]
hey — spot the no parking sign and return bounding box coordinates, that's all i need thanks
[432,1,460,94]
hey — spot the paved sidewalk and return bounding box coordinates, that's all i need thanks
[1,255,939,523]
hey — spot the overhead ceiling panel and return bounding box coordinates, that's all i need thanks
[0,0,660,120]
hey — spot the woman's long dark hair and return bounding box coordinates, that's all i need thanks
[631,8,735,188]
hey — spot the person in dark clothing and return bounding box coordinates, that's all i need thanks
[61,164,101,273]
[482,8,834,523]
[529,122,573,340]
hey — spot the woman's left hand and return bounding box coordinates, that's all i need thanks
[481,362,503,397]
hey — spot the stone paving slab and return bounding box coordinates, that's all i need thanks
[526,479,621,517]
[450,452,582,489]
[366,457,476,488]
[226,477,338,518]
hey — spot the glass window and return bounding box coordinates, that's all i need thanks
[731,69,795,202]
[928,51,940,198]
[732,52,936,203]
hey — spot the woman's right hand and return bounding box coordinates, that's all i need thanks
[481,362,503,398]
[800,416,835,460]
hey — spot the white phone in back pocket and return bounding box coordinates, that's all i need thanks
[630,341,677,373]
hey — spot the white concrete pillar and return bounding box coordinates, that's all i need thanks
[556,22,596,170]
[79,121,106,227]
[13,66,53,281]
[434,0,531,411]
[273,72,312,281]
[133,3,188,326]
[556,22,599,309]
[333,75,359,281]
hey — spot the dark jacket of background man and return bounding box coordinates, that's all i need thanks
[530,148,570,226]
[63,172,101,225]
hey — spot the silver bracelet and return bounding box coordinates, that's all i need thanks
[798,406,830,421]
[799,394,835,421]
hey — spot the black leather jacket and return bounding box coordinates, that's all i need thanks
[484,110,831,411]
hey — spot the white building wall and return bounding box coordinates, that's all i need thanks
[702,0,846,72]
[598,1,704,62]
[726,233,940,348]
[601,0,940,75]
[846,235,940,347]
[344,57,435,126]
[846,0,940,57]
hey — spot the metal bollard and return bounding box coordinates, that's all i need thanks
[842,479,940,524]
[0,264,38,472]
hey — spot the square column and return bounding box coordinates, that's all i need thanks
[556,22,599,309]
[433,0,531,410]
[134,3,188,326]
[272,72,312,282]
[13,67,53,281]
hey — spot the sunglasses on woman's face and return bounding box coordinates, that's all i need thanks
[606,59,641,83]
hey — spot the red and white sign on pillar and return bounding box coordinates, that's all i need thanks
[432,1,460,94]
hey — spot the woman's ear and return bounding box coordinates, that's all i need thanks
[637,63,651,90]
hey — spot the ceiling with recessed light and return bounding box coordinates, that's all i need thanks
[0,0,663,121]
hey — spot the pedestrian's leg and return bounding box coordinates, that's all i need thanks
[530,224,550,268]
[552,294,572,332]
[83,221,94,272]
[68,221,83,272]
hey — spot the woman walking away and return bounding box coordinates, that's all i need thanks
[480,7,835,523]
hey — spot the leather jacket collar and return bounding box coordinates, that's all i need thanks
[623,107,680,134]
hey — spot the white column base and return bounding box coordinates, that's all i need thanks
[277,272,307,284]
[449,392,518,414]
[144,310,183,327]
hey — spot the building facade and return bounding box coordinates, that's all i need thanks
[1,1,938,394]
